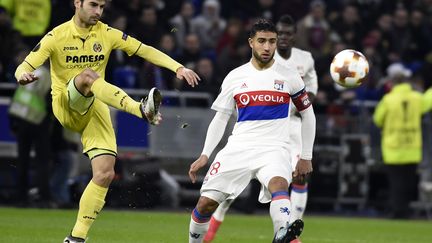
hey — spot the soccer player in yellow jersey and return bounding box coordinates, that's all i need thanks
[14,0,200,242]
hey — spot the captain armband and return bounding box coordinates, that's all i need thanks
[291,88,311,111]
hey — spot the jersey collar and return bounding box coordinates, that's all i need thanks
[69,17,94,39]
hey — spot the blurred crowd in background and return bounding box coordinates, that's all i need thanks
[1,0,432,113]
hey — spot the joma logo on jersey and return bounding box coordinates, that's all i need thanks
[63,46,78,51]
[66,55,105,63]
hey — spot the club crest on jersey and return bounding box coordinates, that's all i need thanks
[274,80,284,90]
[93,42,102,52]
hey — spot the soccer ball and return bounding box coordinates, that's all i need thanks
[330,49,369,88]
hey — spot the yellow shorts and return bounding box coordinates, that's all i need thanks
[52,78,117,158]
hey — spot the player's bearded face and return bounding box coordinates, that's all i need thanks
[250,31,277,65]
[252,49,274,65]
[77,0,105,26]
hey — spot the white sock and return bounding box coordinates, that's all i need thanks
[269,191,291,233]
[189,208,211,243]
[212,199,233,222]
[290,184,308,224]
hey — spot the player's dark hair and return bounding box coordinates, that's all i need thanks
[277,14,297,32]
[249,18,277,38]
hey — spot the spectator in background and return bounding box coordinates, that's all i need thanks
[115,0,142,25]
[191,0,226,50]
[0,6,25,83]
[254,0,277,22]
[407,9,432,64]
[372,14,394,72]
[0,0,51,48]
[8,52,52,207]
[314,41,345,114]
[179,57,220,105]
[330,4,364,50]
[353,41,386,102]
[216,18,249,78]
[373,63,429,219]
[169,1,195,50]
[178,33,204,69]
[389,8,411,63]
[216,18,244,55]
[129,6,165,47]
[138,34,179,90]
[296,0,332,59]
[106,12,137,85]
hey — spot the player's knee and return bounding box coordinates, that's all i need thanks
[268,176,289,192]
[93,170,115,187]
[196,196,219,215]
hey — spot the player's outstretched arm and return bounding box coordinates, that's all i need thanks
[134,44,201,87]
[176,66,200,87]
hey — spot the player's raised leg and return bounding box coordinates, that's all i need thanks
[64,154,115,242]
[203,199,234,243]
[189,196,219,243]
[72,68,161,125]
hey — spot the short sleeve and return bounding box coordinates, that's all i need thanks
[211,74,235,115]
[25,32,55,69]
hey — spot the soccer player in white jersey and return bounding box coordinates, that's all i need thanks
[203,15,318,243]
[188,19,316,243]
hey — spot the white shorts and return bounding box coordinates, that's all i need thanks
[201,142,293,204]
[288,116,302,170]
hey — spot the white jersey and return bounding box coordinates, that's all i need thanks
[274,48,318,96]
[211,61,309,148]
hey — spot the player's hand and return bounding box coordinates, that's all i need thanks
[189,154,209,183]
[176,66,200,87]
[293,159,313,181]
[17,72,38,85]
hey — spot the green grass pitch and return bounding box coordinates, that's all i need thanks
[0,207,431,242]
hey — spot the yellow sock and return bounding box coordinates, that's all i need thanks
[71,180,108,239]
[90,78,143,118]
